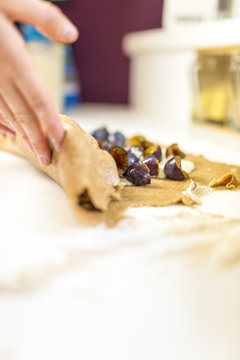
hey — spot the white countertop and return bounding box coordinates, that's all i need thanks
[1,104,240,360]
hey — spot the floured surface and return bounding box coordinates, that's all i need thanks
[1,120,240,277]
[1,184,240,360]
[1,111,240,278]
[1,106,240,360]
[1,150,240,287]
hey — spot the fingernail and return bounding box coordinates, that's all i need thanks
[62,23,78,42]
[39,155,50,167]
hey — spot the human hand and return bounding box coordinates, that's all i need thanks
[0,0,78,165]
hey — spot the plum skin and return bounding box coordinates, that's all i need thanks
[141,155,159,176]
[164,156,188,181]
[125,163,151,186]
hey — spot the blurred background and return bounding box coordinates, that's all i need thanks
[22,0,240,130]
[60,0,164,104]
[22,0,163,109]
[3,5,240,359]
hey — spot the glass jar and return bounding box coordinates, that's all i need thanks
[217,0,233,19]
[229,53,240,129]
[191,54,230,125]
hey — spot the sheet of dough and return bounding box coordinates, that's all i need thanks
[0,114,240,226]
[99,154,240,226]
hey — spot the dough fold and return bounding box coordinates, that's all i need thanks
[0,114,120,225]
[209,172,239,190]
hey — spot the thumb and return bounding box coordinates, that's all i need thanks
[4,0,78,43]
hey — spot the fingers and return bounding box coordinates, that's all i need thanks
[2,0,78,43]
[0,79,51,166]
[0,15,65,164]
[0,95,32,150]
[16,68,65,152]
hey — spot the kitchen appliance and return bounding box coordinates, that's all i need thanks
[123,5,240,128]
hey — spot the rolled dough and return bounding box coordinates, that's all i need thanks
[0,115,240,226]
